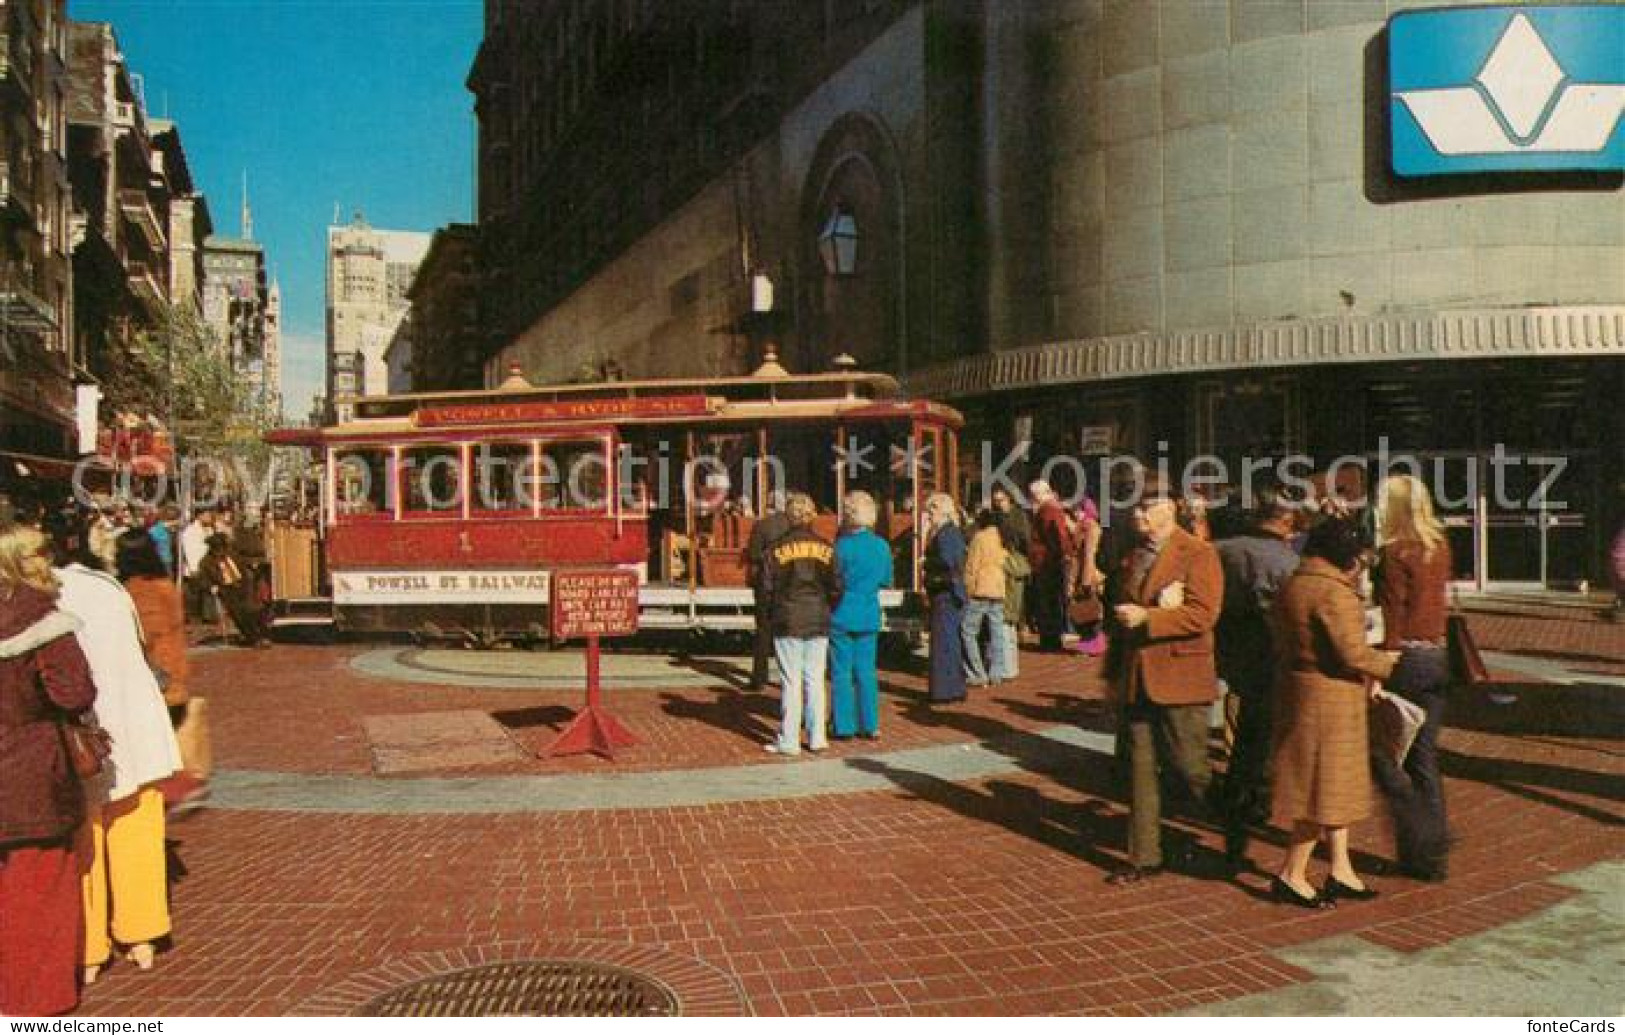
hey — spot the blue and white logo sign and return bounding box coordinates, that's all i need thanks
[1389,4,1625,175]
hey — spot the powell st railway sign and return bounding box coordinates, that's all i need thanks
[1389,5,1625,176]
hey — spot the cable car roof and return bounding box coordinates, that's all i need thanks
[270,368,962,443]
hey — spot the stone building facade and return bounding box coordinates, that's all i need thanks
[401,222,479,392]
[324,213,429,422]
[0,0,76,468]
[68,21,221,442]
[148,118,208,314]
[201,235,268,407]
[469,0,1625,587]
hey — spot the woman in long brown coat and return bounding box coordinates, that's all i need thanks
[116,530,188,711]
[1269,517,1398,908]
[117,529,207,811]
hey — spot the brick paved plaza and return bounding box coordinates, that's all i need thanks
[74,607,1623,1017]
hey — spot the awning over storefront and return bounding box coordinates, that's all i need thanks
[906,305,1625,400]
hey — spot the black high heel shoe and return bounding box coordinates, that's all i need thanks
[1271,876,1334,910]
[1322,875,1379,902]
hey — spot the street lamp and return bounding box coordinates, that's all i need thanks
[817,204,859,277]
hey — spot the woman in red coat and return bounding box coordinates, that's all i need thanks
[0,522,98,1015]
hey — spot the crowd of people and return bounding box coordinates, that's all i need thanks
[0,496,271,1015]
[744,471,1463,910]
[0,468,1582,1015]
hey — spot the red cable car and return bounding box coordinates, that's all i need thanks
[265,364,963,645]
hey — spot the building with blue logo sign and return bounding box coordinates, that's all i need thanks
[470,0,1624,591]
[1391,5,1625,176]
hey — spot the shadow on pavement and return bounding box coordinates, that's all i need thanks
[657,686,778,747]
[1440,748,1625,826]
[1447,681,1625,740]
[490,705,577,731]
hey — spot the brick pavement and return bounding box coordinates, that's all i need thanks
[68,611,1623,1016]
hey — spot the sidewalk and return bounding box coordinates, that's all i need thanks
[72,609,1622,1016]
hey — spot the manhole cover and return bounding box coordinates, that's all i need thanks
[358,959,681,1017]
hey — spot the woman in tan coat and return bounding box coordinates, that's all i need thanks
[960,509,1008,686]
[1269,517,1398,908]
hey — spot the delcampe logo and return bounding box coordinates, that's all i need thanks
[1389,4,1625,176]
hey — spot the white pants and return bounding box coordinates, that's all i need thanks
[773,636,829,754]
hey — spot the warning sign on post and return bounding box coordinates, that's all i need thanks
[550,569,639,641]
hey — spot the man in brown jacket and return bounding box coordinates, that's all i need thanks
[1105,476,1224,884]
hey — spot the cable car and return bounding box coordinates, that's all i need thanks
[265,361,963,644]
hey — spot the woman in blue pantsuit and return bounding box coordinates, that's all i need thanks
[831,491,894,738]
[922,492,968,704]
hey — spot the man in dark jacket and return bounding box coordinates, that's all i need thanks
[762,493,842,756]
[745,491,791,690]
[1213,485,1302,867]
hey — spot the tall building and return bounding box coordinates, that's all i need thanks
[147,118,209,313]
[468,0,1625,589]
[201,236,267,401]
[0,0,77,477]
[324,212,429,422]
[264,276,281,415]
[401,223,479,392]
[66,20,212,438]
[200,182,276,415]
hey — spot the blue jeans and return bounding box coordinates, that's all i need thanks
[772,636,829,753]
[830,630,879,736]
[995,621,1020,681]
[960,598,1007,685]
[1372,645,1450,873]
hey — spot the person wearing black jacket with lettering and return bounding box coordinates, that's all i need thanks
[745,491,791,690]
[762,493,843,756]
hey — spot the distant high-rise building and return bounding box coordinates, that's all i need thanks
[263,278,282,416]
[201,181,276,416]
[325,213,429,423]
[202,237,267,396]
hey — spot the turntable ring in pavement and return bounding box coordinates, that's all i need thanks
[359,960,680,1017]
[350,646,746,690]
[289,940,750,1017]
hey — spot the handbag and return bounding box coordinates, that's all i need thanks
[1446,614,1490,688]
[59,715,112,780]
[1067,585,1104,628]
[174,697,212,781]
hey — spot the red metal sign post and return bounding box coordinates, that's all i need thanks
[544,569,640,759]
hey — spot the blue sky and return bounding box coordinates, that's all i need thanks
[71,0,482,420]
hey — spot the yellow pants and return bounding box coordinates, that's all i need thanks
[80,787,170,966]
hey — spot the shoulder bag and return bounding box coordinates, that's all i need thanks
[1446,613,1490,689]
[59,714,112,780]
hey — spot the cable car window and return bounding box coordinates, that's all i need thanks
[402,444,464,515]
[540,439,609,510]
[335,449,393,516]
[470,441,536,514]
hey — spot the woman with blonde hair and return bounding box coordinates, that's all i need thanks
[761,492,843,755]
[1372,473,1454,881]
[0,522,97,1014]
[830,491,893,739]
